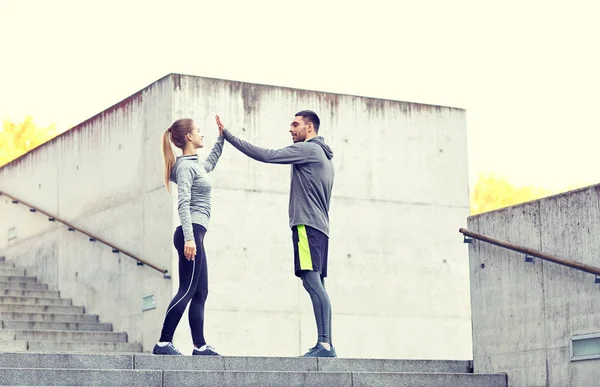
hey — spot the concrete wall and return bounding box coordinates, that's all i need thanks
[468,185,600,386]
[0,75,175,352]
[1,73,471,360]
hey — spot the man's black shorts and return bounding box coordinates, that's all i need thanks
[292,224,329,278]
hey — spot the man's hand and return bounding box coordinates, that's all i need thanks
[184,240,197,261]
[215,115,225,137]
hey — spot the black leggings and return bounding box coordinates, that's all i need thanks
[159,224,208,347]
[301,271,332,344]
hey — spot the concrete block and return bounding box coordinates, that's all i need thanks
[225,356,318,372]
[0,368,161,386]
[0,289,60,298]
[469,202,546,359]
[28,341,143,353]
[0,339,27,351]
[135,354,224,370]
[0,312,98,323]
[162,370,353,387]
[0,275,36,282]
[1,329,127,343]
[0,281,48,290]
[351,372,507,387]
[2,320,112,332]
[0,304,84,314]
[317,358,471,373]
[0,268,25,276]
[474,350,547,387]
[0,352,133,369]
[0,296,72,306]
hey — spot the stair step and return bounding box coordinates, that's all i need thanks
[134,355,472,373]
[0,303,84,314]
[0,296,72,306]
[0,281,48,290]
[1,289,60,298]
[0,262,16,269]
[163,370,507,387]
[0,312,98,323]
[0,329,127,343]
[318,358,472,373]
[0,268,25,276]
[27,341,143,353]
[0,369,161,386]
[0,353,132,369]
[0,354,474,374]
[0,275,37,283]
[2,320,113,332]
[0,339,28,351]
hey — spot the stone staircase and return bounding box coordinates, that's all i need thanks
[0,256,142,353]
[0,352,508,386]
[0,255,508,386]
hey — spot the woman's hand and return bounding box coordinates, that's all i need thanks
[215,115,225,137]
[184,240,197,261]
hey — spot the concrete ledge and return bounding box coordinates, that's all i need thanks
[135,354,224,370]
[0,329,127,343]
[225,356,318,372]
[28,341,143,353]
[0,296,72,306]
[318,358,471,373]
[0,304,84,314]
[3,320,113,332]
[0,353,133,369]
[0,368,161,386]
[0,268,25,276]
[134,355,318,372]
[0,289,60,298]
[352,372,507,387]
[0,275,36,282]
[162,370,353,387]
[0,281,48,290]
[0,312,98,323]
[0,339,27,352]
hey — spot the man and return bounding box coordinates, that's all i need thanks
[215,111,336,358]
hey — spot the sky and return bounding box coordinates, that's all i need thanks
[1,0,599,192]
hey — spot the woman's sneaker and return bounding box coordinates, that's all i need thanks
[302,343,337,358]
[192,344,221,356]
[152,342,183,355]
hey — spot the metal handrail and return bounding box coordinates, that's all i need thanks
[0,190,170,278]
[459,228,600,277]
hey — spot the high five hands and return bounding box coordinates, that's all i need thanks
[215,115,225,137]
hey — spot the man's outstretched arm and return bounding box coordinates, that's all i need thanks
[222,129,312,165]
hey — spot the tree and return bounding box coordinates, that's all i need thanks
[470,172,553,215]
[0,116,57,166]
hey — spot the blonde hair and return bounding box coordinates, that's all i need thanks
[161,118,195,192]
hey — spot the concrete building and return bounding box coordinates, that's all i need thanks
[467,184,600,386]
[0,73,471,359]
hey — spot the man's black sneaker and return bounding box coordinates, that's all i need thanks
[192,344,221,356]
[302,343,337,358]
[152,343,183,355]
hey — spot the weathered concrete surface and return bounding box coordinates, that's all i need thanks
[1,73,470,359]
[469,185,600,386]
[0,75,174,353]
[0,352,508,386]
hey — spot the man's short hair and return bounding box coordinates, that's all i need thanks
[295,110,320,133]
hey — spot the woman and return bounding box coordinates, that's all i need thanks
[152,117,224,356]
